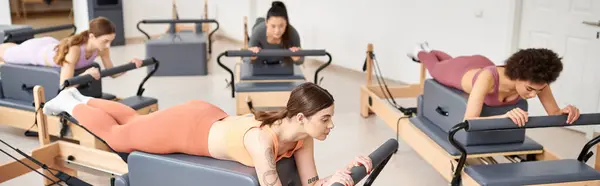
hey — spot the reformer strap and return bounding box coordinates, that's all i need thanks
[367,51,418,116]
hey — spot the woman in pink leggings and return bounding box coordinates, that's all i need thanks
[407,42,580,126]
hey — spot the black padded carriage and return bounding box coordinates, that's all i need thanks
[114,152,301,186]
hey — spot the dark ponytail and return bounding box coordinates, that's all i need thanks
[267,1,291,48]
[271,1,286,10]
[254,82,334,126]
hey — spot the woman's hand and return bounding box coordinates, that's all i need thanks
[504,107,529,127]
[345,155,373,174]
[82,67,101,80]
[249,47,261,60]
[560,104,580,124]
[289,47,301,61]
[325,169,354,186]
[131,57,143,68]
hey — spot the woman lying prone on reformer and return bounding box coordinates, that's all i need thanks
[43,82,372,186]
[0,17,143,87]
[407,42,581,126]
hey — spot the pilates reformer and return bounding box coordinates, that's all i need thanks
[358,43,600,185]
[167,0,213,34]
[0,87,399,186]
[1,24,77,44]
[447,114,600,185]
[235,16,308,84]
[218,49,332,115]
[136,16,220,76]
[0,58,160,151]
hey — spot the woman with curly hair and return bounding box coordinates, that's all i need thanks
[407,42,580,126]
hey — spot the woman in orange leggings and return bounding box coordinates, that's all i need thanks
[43,82,372,186]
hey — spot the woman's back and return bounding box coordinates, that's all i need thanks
[2,36,98,69]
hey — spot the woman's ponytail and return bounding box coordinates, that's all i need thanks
[271,1,286,10]
[254,108,289,126]
[267,1,291,48]
[53,30,89,66]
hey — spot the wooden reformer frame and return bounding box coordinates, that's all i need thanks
[168,0,212,34]
[357,43,600,185]
[0,97,157,151]
[0,86,128,186]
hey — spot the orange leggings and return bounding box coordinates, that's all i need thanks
[73,99,229,156]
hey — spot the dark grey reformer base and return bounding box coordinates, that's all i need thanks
[239,60,304,81]
[0,63,106,102]
[407,95,543,156]
[145,32,208,76]
[409,114,543,157]
[421,79,528,146]
[115,151,301,186]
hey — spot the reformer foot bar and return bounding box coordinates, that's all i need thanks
[2,24,76,43]
[217,49,332,115]
[137,19,220,55]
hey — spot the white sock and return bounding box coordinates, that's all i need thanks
[67,87,91,104]
[421,42,432,53]
[407,44,423,62]
[43,89,82,116]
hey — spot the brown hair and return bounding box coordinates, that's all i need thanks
[504,48,563,84]
[54,17,116,66]
[254,82,334,126]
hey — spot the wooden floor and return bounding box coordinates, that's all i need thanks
[0,14,596,186]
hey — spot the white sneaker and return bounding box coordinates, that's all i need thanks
[43,89,80,116]
[421,41,432,52]
[407,44,424,62]
[66,87,91,104]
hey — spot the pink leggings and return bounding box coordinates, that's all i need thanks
[72,99,229,155]
[418,50,495,90]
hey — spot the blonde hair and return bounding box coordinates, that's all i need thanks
[53,17,115,66]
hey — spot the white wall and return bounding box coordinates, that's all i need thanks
[255,0,520,83]
[70,0,520,83]
[70,0,250,41]
[72,0,89,33]
[0,0,11,24]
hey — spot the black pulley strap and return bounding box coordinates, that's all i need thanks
[362,51,375,72]
[59,117,69,139]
